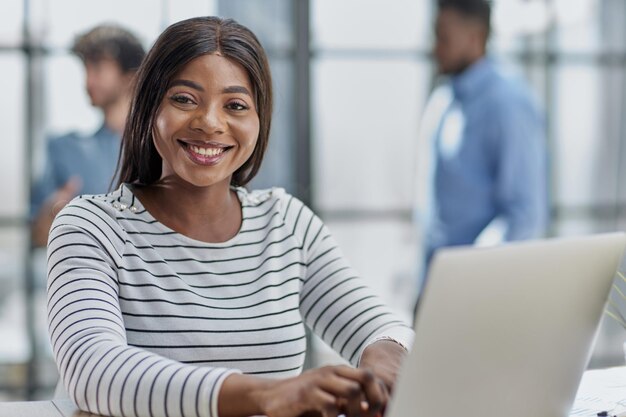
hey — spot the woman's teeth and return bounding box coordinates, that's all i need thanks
[190,145,225,157]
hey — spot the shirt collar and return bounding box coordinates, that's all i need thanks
[450,57,494,102]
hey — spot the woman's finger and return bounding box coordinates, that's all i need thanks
[323,366,388,416]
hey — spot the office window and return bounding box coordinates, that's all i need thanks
[0,1,23,46]
[312,58,427,212]
[250,58,296,191]
[44,0,161,49]
[310,2,433,332]
[0,229,28,358]
[0,52,27,402]
[219,0,294,50]
[164,0,218,26]
[311,0,430,50]
[0,54,26,217]
[552,64,601,210]
[554,0,601,53]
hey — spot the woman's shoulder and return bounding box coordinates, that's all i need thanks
[49,189,129,259]
[56,187,130,226]
[236,186,312,219]
[235,186,286,208]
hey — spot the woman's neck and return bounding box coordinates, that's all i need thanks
[135,179,243,243]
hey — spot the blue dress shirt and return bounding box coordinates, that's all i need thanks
[424,58,548,265]
[31,124,120,216]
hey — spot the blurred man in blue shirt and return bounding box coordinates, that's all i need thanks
[31,25,145,246]
[416,0,548,292]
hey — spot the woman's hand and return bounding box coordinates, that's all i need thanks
[259,365,387,417]
[358,340,408,393]
[219,365,388,417]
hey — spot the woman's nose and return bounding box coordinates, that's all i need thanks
[190,105,225,134]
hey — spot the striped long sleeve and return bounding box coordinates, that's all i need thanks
[286,196,414,364]
[47,197,236,417]
[46,185,413,417]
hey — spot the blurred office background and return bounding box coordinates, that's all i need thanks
[1,0,626,400]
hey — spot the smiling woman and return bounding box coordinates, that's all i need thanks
[152,54,260,191]
[46,16,414,417]
[117,17,272,190]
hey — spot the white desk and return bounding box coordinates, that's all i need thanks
[0,399,92,417]
[571,366,626,417]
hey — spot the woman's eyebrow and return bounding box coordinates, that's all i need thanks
[168,81,251,97]
[223,85,252,96]
[169,79,204,91]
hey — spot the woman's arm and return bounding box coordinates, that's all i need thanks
[285,195,414,361]
[281,195,414,396]
[358,340,408,392]
[47,200,236,417]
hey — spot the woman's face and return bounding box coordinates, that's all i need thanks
[153,53,260,189]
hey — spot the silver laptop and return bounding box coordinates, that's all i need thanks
[386,233,626,417]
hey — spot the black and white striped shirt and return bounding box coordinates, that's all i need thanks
[47,184,414,417]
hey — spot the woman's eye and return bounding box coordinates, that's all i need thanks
[227,101,248,111]
[171,94,194,105]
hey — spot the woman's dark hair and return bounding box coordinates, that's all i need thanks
[115,16,273,188]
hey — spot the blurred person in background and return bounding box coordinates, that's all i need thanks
[414,0,548,298]
[30,24,145,246]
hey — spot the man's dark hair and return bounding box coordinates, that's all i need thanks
[72,25,146,73]
[438,0,491,37]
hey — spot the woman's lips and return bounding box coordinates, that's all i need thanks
[179,141,232,166]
